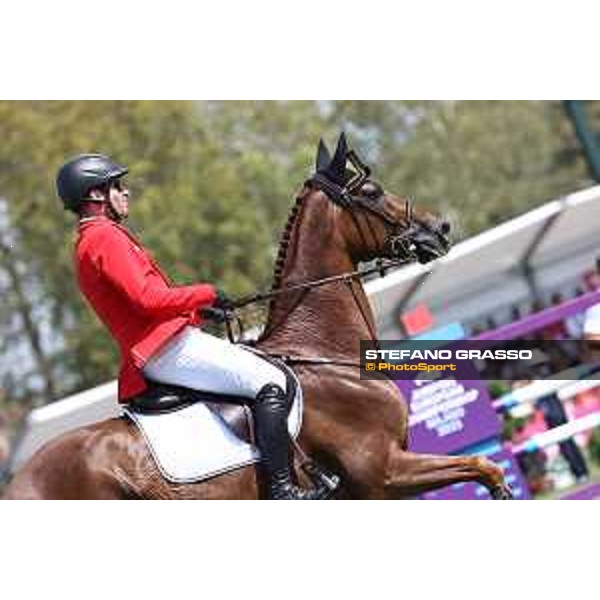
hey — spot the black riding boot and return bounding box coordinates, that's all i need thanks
[254,383,329,500]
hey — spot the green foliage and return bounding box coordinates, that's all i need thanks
[501,413,527,442]
[0,100,596,413]
[487,380,510,399]
[589,427,600,466]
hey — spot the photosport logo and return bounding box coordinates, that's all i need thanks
[359,339,594,381]
[363,357,459,373]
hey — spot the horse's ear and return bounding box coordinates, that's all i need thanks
[329,132,348,183]
[316,139,331,171]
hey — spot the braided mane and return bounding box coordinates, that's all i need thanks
[270,194,304,294]
[257,187,312,341]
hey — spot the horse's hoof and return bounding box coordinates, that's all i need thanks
[491,484,514,500]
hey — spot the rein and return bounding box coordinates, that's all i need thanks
[234,256,411,308]
[218,255,411,349]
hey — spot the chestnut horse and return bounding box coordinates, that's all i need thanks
[4,135,512,499]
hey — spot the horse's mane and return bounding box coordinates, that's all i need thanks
[270,193,305,295]
[254,187,310,342]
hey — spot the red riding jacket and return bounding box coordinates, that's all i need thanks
[75,217,217,401]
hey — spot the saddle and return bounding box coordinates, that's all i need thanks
[122,351,304,484]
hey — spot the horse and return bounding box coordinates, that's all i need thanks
[3,134,512,499]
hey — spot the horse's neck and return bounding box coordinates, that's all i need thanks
[260,193,376,357]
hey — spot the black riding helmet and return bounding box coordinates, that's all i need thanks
[56,154,128,212]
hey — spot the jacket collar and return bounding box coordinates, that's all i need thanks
[78,216,132,237]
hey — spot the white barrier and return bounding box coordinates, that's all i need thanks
[557,379,600,401]
[492,364,599,411]
[512,412,600,454]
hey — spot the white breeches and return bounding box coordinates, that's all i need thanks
[142,326,286,400]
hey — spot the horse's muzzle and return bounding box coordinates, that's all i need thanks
[412,224,451,264]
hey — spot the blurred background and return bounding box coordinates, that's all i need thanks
[2,100,600,498]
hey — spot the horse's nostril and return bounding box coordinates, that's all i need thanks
[439,220,451,235]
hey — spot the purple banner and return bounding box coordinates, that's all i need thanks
[396,360,501,454]
[473,288,600,341]
[561,482,600,500]
[423,446,531,500]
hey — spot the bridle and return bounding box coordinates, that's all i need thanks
[309,149,419,265]
[300,162,416,351]
[218,151,423,363]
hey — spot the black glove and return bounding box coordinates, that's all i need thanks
[200,307,228,324]
[213,289,235,311]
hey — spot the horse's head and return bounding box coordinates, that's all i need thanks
[308,133,451,265]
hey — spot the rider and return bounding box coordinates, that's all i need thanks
[56,153,328,500]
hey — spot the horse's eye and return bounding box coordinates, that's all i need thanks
[362,181,383,200]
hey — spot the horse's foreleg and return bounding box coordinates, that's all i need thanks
[383,444,513,500]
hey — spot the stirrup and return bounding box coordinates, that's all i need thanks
[301,462,340,498]
[268,465,339,500]
[270,482,330,500]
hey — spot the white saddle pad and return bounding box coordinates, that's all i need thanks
[123,371,303,484]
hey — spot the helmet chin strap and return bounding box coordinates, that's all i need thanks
[81,194,126,223]
[105,199,126,223]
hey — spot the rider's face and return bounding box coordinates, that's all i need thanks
[108,179,130,220]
